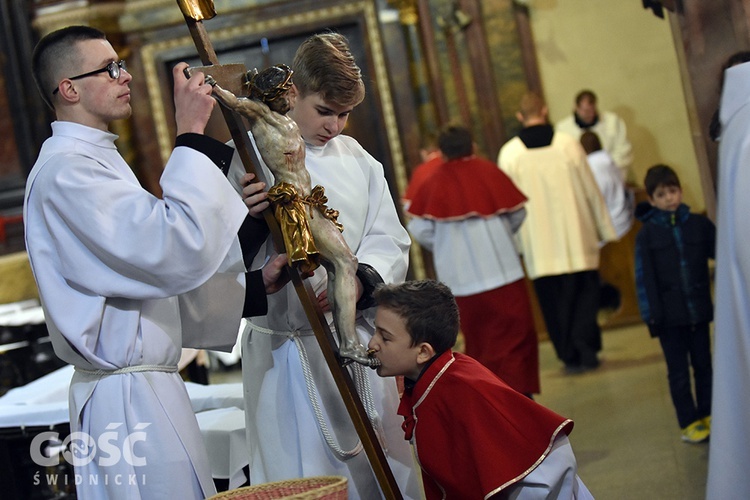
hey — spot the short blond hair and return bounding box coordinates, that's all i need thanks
[292,32,365,108]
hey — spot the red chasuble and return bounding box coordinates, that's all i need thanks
[398,351,573,499]
[406,156,527,220]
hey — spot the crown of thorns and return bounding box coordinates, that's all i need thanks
[245,64,293,104]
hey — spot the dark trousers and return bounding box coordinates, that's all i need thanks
[533,270,601,368]
[658,322,713,429]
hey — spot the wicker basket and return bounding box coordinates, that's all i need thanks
[208,476,348,500]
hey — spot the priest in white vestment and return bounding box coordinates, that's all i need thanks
[707,59,750,500]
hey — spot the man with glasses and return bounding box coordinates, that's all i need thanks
[25,25,288,498]
[51,59,126,93]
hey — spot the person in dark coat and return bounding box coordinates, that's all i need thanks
[634,164,715,444]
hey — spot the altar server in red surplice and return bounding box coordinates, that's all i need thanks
[406,124,540,396]
[369,280,594,499]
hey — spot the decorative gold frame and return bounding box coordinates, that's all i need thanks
[139,1,407,198]
[139,0,426,278]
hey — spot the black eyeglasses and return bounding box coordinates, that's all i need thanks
[52,60,127,95]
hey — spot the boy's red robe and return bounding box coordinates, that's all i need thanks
[398,350,573,499]
[406,155,527,220]
[403,153,443,208]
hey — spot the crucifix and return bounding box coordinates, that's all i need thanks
[174,1,403,498]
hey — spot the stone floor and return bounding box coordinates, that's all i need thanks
[535,323,709,499]
[210,321,710,499]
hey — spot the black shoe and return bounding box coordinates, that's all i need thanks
[582,359,600,371]
[564,364,587,375]
[599,283,621,310]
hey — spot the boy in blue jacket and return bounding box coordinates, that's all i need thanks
[635,164,715,443]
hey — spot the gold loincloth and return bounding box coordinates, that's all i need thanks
[267,182,344,274]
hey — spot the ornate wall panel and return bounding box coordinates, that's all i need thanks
[130,1,408,219]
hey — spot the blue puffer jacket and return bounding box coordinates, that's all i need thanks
[634,202,715,337]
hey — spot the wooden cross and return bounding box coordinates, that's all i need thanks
[174,1,403,498]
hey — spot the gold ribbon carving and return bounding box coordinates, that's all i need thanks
[267,182,346,274]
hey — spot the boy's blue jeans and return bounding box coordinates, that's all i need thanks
[658,322,713,429]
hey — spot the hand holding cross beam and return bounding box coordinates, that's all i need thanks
[172,62,216,135]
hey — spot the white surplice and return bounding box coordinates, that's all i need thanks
[556,110,633,179]
[24,121,248,499]
[585,149,633,240]
[505,435,594,500]
[707,60,750,500]
[228,134,422,499]
[406,210,527,297]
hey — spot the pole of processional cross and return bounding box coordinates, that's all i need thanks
[173,1,403,498]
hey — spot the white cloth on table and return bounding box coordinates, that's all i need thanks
[0,365,244,422]
[185,381,244,414]
[0,300,45,327]
[194,407,248,490]
[0,364,250,491]
[0,364,73,427]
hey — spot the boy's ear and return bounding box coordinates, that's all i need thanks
[288,83,300,102]
[416,342,436,365]
[647,196,656,206]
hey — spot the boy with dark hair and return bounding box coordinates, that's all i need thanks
[635,164,715,443]
[369,280,594,499]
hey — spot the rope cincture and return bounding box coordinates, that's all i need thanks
[247,321,385,459]
[74,364,178,376]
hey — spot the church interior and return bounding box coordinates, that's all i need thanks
[0,0,742,498]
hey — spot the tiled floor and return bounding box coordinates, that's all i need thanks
[210,321,710,499]
[535,323,709,499]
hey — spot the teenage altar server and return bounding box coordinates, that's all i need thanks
[25,26,286,499]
